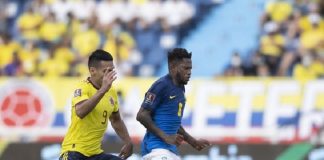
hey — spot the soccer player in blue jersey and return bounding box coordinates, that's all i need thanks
[136,48,211,160]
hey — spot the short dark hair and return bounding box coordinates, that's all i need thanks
[88,49,113,69]
[168,48,192,65]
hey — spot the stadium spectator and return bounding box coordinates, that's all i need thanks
[223,52,244,77]
[261,0,292,25]
[39,12,67,46]
[222,0,323,78]
[103,21,137,76]
[17,7,43,41]
[0,33,21,75]
[72,18,100,58]
[4,51,22,76]
[53,39,75,75]
[293,53,324,82]
[299,11,324,52]
[65,12,82,38]
[18,41,41,76]
[39,47,69,77]
[260,21,286,75]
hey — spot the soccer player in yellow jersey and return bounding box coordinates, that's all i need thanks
[60,49,133,160]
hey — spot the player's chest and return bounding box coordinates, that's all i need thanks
[163,88,186,106]
[89,91,115,112]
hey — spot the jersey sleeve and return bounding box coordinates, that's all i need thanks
[111,87,119,113]
[71,82,89,107]
[141,81,165,111]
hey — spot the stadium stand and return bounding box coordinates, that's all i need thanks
[158,0,264,77]
[222,0,324,79]
[2,0,322,79]
[0,0,220,78]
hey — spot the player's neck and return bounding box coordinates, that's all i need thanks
[89,77,101,89]
[169,74,181,86]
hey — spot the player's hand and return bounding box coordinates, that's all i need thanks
[190,138,211,151]
[100,69,117,92]
[163,134,184,146]
[119,142,133,159]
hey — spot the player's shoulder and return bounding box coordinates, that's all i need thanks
[109,86,118,94]
[149,75,170,91]
[75,78,91,88]
[80,79,91,85]
[154,75,169,85]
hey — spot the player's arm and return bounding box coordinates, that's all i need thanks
[136,107,183,145]
[75,70,116,119]
[75,90,107,119]
[109,110,133,159]
[178,125,211,151]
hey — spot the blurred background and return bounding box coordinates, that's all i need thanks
[0,0,324,159]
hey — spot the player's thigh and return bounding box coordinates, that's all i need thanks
[59,151,87,160]
[90,153,123,160]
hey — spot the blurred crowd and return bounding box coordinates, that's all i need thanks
[0,0,215,78]
[224,0,324,81]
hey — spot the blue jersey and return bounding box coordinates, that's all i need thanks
[141,74,186,156]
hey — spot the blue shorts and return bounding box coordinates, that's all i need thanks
[59,151,123,160]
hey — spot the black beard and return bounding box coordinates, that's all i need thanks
[176,72,185,85]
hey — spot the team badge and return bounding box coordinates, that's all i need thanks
[74,89,81,97]
[144,92,156,105]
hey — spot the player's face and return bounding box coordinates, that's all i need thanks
[93,61,114,86]
[175,58,192,85]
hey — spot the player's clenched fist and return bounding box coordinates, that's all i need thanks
[190,138,210,151]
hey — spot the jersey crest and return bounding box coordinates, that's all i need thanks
[74,89,81,97]
[144,92,156,105]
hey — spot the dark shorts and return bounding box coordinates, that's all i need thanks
[59,151,123,160]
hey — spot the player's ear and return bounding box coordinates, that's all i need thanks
[169,61,177,69]
[89,66,96,75]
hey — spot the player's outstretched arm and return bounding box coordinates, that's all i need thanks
[75,70,116,119]
[178,126,211,151]
[136,107,183,146]
[110,110,133,159]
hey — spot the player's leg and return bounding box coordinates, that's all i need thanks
[143,149,181,160]
[59,151,88,160]
[89,153,123,160]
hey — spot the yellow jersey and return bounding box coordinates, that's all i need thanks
[61,78,119,156]
[260,34,285,57]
